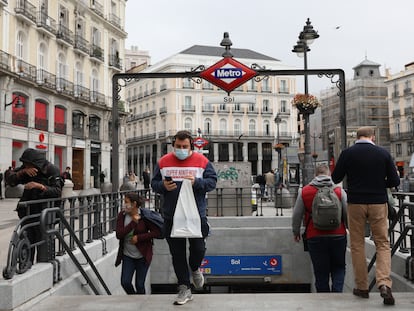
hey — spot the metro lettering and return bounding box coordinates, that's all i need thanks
[214,68,243,78]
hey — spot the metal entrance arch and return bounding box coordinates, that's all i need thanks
[111,65,346,192]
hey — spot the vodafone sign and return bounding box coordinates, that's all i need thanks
[200,57,257,94]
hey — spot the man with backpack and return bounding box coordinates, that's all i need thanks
[332,126,400,305]
[292,164,348,293]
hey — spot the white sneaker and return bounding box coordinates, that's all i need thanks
[192,268,204,289]
[174,285,193,305]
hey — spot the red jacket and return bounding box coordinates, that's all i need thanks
[115,211,161,266]
[301,185,347,239]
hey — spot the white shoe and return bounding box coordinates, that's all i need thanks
[174,285,193,305]
[192,268,204,289]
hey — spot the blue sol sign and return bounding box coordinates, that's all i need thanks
[200,255,282,275]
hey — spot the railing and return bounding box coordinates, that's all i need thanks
[2,189,160,280]
[367,192,414,290]
[3,188,413,285]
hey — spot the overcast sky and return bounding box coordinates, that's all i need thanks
[125,0,413,94]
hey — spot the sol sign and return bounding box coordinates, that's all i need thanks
[200,57,257,94]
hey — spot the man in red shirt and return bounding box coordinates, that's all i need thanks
[292,164,348,292]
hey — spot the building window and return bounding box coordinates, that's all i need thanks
[262,99,269,112]
[396,143,402,156]
[204,118,211,134]
[264,120,270,135]
[280,100,287,112]
[184,117,192,131]
[408,142,414,156]
[218,143,229,161]
[279,80,288,93]
[89,115,100,140]
[184,96,192,108]
[219,119,227,135]
[249,119,256,136]
[234,119,241,136]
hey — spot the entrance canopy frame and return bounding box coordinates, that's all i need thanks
[112,68,346,191]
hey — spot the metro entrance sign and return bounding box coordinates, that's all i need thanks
[200,57,257,94]
[112,32,346,192]
[193,137,208,149]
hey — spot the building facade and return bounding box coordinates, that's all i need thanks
[0,0,127,189]
[386,62,414,177]
[125,45,299,179]
[320,58,389,170]
[124,45,150,71]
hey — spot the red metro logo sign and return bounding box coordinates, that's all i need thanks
[200,57,257,94]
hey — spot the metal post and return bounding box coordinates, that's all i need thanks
[302,46,314,186]
[112,78,120,192]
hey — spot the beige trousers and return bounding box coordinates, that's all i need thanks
[347,203,392,290]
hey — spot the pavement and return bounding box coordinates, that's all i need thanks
[21,292,414,311]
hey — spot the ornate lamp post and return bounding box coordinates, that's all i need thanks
[292,18,319,185]
[274,114,283,177]
[311,132,321,169]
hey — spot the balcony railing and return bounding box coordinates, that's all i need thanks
[74,85,90,101]
[90,45,104,62]
[90,91,105,106]
[108,54,122,70]
[74,34,90,54]
[0,50,11,70]
[56,23,74,46]
[159,107,167,114]
[36,11,56,35]
[72,127,85,139]
[36,69,56,89]
[90,0,104,17]
[202,105,215,113]
[12,112,28,127]
[89,128,100,141]
[16,59,36,82]
[54,122,66,135]
[35,117,48,131]
[108,13,122,29]
[182,105,196,112]
[56,78,74,95]
[15,0,37,24]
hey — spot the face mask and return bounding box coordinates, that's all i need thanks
[175,148,189,160]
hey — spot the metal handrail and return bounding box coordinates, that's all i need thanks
[367,195,414,291]
[2,189,158,280]
[40,207,111,295]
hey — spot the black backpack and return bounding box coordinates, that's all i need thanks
[140,207,165,239]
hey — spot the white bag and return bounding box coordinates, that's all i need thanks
[171,179,202,238]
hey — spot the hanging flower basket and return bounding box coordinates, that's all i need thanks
[274,143,285,152]
[292,93,321,115]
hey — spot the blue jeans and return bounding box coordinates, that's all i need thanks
[121,255,149,294]
[307,235,347,292]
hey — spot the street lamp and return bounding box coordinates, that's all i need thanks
[292,18,319,185]
[4,95,24,110]
[274,113,282,177]
[311,132,321,169]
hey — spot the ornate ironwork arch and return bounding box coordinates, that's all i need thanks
[112,68,345,191]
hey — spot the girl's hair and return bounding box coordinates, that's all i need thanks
[125,192,144,207]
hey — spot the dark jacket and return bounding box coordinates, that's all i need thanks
[6,148,64,217]
[331,141,400,204]
[115,210,161,267]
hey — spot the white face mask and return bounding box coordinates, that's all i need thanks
[175,148,189,160]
